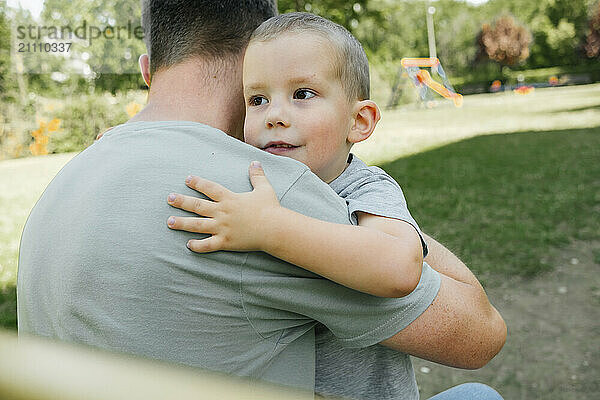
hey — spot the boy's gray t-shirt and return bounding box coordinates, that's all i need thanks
[315,153,429,400]
[17,122,441,392]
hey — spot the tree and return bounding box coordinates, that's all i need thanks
[481,0,597,67]
[584,2,600,58]
[476,15,532,67]
[277,0,369,35]
[9,0,147,94]
[0,0,11,100]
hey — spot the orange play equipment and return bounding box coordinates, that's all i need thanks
[401,58,463,107]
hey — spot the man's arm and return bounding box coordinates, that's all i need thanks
[421,233,486,288]
[381,233,507,369]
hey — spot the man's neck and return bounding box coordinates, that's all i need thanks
[129,57,246,141]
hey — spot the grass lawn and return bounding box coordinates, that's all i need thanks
[381,127,600,283]
[0,84,599,397]
[357,83,600,164]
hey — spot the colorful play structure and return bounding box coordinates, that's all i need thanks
[400,57,463,108]
[391,57,564,108]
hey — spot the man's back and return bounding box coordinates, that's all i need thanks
[17,121,350,389]
[18,121,447,391]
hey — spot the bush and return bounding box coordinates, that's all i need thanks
[48,93,131,154]
[0,100,36,160]
[452,63,600,93]
[0,91,146,159]
[584,2,600,58]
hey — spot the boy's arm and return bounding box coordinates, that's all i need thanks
[167,163,423,298]
[263,208,424,298]
[380,233,507,369]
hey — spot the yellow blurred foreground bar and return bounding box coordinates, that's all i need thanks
[0,329,312,400]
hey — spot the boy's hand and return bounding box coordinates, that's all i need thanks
[167,161,281,253]
[95,127,114,141]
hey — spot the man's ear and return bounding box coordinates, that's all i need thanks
[348,100,381,144]
[139,54,151,87]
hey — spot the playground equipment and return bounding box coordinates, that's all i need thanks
[489,75,561,94]
[400,58,463,107]
[514,85,535,95]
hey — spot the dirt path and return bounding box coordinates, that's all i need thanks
[413,240,600,399]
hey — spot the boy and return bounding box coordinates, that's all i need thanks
[167,12,427,299]
[167,12,430,399]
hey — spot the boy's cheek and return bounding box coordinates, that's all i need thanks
[243,127,261,147]
[243,117,260,144]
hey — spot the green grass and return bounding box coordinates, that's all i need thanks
[0,153,77,291]
[1,84,600,329]
[594,249,600,265]
[0,286,16,330]
[356,83,600,165]
[380,128,600,283]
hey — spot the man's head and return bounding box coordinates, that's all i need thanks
[242,13,380,183]
[141,0,278,78]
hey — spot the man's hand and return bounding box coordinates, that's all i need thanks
[166,161,281,252]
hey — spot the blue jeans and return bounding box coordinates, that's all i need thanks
[427,383,503,400]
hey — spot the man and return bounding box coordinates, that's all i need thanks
[17,1,505,397]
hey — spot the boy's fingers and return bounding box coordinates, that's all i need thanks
[167,216,217,234]
[185,176,229,201]
[187,237,224,253]
[248,161,272,190]
[167,193,216,216]
[96,126,114,140]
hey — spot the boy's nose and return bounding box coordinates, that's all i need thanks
[265,105,290,128]
[266,119,289,128]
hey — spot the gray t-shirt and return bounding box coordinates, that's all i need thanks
[17,122,440,392]
[315,154,430,400]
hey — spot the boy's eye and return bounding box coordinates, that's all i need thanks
[294,89,316,100]
[249,96,268,106]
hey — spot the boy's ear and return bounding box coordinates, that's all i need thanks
[139,54,151,87]
[348,100,381,144]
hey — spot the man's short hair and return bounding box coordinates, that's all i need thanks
[250,12,370,101]
[141,0,278,75]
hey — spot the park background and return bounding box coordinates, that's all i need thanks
[0,0,599,398]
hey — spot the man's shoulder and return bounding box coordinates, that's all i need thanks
[86,121,348,222]
[92,121,309,192]
[100,121,249,153]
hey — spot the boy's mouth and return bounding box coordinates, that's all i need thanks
[262,141,300,155]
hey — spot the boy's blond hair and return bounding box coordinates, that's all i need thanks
[250,12,370,101]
